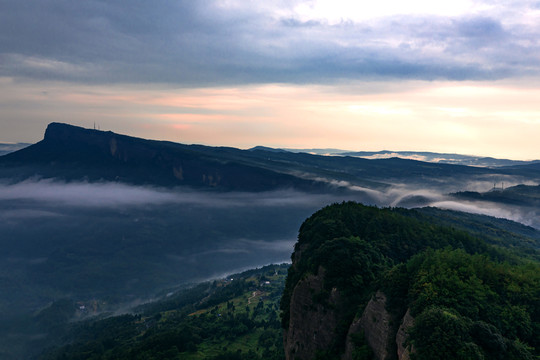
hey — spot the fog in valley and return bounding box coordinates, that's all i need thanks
[0,175,539,358]
[2,177,539,305]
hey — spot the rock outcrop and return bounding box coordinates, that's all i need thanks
[396,309,415,360]
[342,292,415,360]
[342,314,363,360]
[284,268,345,360]
[342,291,392,360]
[359,291,392,360]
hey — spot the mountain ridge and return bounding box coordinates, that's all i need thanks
[5,122,540,193]
[251,147,539,168]
[0,122,327,191]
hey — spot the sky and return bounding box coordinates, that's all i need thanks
[1,0,540,160]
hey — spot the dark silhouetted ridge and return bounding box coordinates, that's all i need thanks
[0,123,326,191]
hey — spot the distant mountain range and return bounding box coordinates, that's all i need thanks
[338,150,540,167]
[452,183,540,207]
[2,123,540,192]
[256,147,540,168]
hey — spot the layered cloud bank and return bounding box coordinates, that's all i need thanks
[2,1,540,85]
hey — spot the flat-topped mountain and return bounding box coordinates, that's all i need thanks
[0,123,325,191]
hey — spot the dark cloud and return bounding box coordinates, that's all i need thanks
[281,18,325,28]
[1,0,539,85]
[456,17,505,39]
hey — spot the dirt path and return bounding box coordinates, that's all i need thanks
[248,290,263,304]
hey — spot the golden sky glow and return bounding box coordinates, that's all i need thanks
[2,78,539,160]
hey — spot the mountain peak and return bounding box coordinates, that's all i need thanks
[43,122,112,143]
[45,122,83,138]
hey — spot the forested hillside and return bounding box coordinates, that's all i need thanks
[281,202,539,360]
[452,184,540,208]
[383,248,538,360]
[40,265,288,360]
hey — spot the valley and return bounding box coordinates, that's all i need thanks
[0,123,539,359]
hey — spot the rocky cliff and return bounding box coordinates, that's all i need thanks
[284,277,415,360]
[284,268,346,360]
[396,309,414,360]
[343,291,392,360]
[342,292,416,360]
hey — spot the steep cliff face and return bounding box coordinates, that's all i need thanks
[344,291,392,360]
[359,292,392,360]
[341,292,415,360]
[396,309,415,360]
[285,284,416,360]
[284,270,416,360]
[284,268,345,360]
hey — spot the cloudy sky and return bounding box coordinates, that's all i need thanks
[1,0,540,159]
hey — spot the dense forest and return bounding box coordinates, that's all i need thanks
[383,248,538,359]
[281,202,539,359]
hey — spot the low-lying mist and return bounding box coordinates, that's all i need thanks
[2,178,538,238]
[330,177,540,228]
